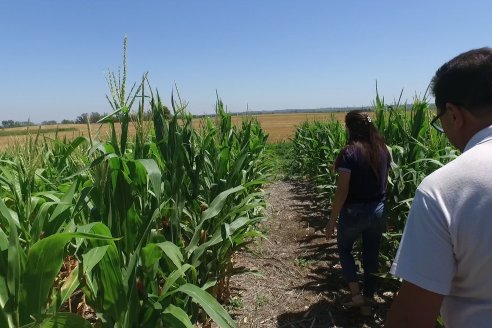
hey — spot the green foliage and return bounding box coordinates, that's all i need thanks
[0,88,268,328]
[264,141,294,178]
[293,257,316,268]
[227,296,243,310]
[255,294,269,308]
[0,37,269,327]
[290,116,346,209]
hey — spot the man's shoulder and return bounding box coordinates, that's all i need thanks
[419,150,478,190]
[418,161,459,194]
[418,147,491,202]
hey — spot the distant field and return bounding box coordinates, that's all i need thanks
[239,112,346,142]
[0,126,77,137]
[0,112,347,150]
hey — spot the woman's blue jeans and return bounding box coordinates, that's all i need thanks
[337,201,386,297]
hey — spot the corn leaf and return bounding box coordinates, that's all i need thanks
[35,313,92,328]
[0,276,12,328]
[142,241,183,271]
[20,231,114,324]
[175,283,237,328]
[162,304,193,328]
[136,159,161,201]
[0,228,7,251]
[159,264,193,298]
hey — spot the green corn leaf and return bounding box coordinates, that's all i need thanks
[0,198,20,228]
[0,228,8,251]
[243,179,269,189]
[142,241,183,271]
[136,159,162,201]
[48,181,77,223]
[55,266,79,312]
[159,264,193,298]
[50,245,110,312]
[20,231,115,324]
[0,276,13,328]
[221,223,232,244]
[58,136,89,164]
[97,107,123,124]
[31,201,60,242]
[187,186,244,255]
[175,284,237,328]
[227,148,249,187]
[62,153,108,181]
[201,280,217,291]
[121,207,162,328]
[162,304,193,328]
[7,212,21,327]
[201,185,244,222]
[191,217,251,266]
[33,313,92,328]
[82,245,109,273]
[76,223,126,322]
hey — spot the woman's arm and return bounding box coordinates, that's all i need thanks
[325,171,350,238]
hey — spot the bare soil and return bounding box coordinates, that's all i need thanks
[225,179,399,328]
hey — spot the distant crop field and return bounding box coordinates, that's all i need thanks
[0,112,347,150]
[236,112,346,142]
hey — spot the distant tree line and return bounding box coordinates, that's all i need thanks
[0,109,168,128]
[73,111,158,124]
[1,120,35,128]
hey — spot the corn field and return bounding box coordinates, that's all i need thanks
[0,37,461,327]
[290,94,459,265]
[0,44,271,327]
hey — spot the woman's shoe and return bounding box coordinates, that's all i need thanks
[342,294,365,308]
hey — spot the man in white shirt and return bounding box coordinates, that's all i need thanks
[386,47,492,327]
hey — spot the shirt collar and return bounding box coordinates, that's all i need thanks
[464,125,492,152]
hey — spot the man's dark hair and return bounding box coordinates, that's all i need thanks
[431,47,492,113]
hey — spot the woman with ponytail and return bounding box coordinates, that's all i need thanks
[325,110,390,315]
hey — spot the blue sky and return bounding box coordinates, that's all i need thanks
[1,1,491,123]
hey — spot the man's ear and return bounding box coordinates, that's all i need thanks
[446,102,465,128]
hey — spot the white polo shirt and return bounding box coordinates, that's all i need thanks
[391,125,492,327]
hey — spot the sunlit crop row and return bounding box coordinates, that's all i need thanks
[0,70,270,327]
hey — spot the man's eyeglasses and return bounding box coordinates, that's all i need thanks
[430,108,446,133]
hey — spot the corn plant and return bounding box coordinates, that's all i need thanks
[0,148,120,327]
[149,90,270,303]
[291,117,346,206]
[58,75,268,326]
[374,95,457,261]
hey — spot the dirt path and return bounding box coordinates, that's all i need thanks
[226,179,398,328]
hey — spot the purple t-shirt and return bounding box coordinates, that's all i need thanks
[335,144,390,204]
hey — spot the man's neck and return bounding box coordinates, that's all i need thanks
[461,115,492,151]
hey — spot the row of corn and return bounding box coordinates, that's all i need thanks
[0,73,270,327]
